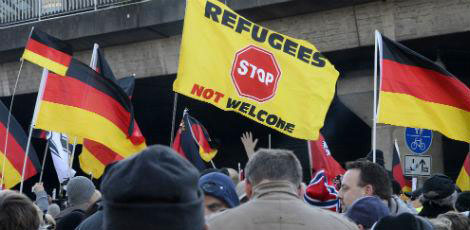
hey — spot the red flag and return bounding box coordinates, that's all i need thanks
[392,140,411,192]
[308,134,344,184]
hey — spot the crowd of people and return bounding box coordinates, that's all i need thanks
[0,141,469,230]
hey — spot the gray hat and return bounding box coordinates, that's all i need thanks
[66,176,95,206]
[46,203,61,218]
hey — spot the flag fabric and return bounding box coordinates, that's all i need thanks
[0,101,41,189]
[174,0,339,140]
[392,141,411,193]
[22,29,73,76]
[377,32,470,143]
[79,49,144,178]
[32,129,49,140]
[47,132,75,183]
[308,134,345,184]
[456,152,470,191]
[172,110,218,171]
[304,170,340,212]
[34,59,146,173]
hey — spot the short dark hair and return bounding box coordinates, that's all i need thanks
[346,161,392,200]
[0,190,40,230]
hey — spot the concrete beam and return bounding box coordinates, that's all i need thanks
[0,0,469,96]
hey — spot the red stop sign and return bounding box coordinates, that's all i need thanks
[231,45,281,102]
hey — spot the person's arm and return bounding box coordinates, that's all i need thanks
[32,182,49,212]
[240,132,258,160]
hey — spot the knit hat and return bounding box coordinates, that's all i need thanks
[101,145,204,230]
[455,191,470,212]
[422,174,455,200]
[46,203,61,218]
[372,213,433,230]
[345,196,390,228]
[303,170,339,212]
[199,172,240,208]
[66,176,95,206]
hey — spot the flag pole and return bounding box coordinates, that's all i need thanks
[372,30,380,163]
[20,68,48,193]
[1,27,35,188]
[68,137,77,179]
[0,59,25,187]
[38,141,49,183]
[170,93,179,146]
[268,134,272,149]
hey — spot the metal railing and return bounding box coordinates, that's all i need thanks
[0,0,140,26]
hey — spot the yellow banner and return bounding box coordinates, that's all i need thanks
[174,0,339,140]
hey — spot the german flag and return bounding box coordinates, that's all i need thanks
[456,152,470,191]
[22,29,73,76]
[34,58,146,168]
[0,101,41,189]
[377,33,470,142]
[172,110,217,171]
[392,140,411,193]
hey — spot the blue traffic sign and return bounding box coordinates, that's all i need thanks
[405,128,433,155]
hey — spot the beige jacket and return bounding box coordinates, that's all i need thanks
[208,181,358,230]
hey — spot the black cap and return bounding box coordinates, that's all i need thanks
[422,174,455,200]
[101,145,205,230]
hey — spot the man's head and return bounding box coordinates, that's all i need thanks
[66,176,98,207]
[345,196,390,230]
[338,161,391,211]
[0,190,40,230]
[454,191,470,212]
[101,145,205,230]
[199,172,239,216]
[244,148,302,198]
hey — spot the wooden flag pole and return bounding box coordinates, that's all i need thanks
[68,137,77,179]
[38,141,49,183]
[20,68,48,193]
[170,93,179,146]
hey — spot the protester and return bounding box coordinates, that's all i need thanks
[47,203,61,218]
[208,148,358,230]
[100,145,205,230]
[371,212,433,230]
[436,211,470,230]
[55,176,101,230]
[0,190,40,230]
[418,174,457,218]
[32,182,49,213]
[199,171,240,216]
[338,161,412,215]
[428,218,452,230]
[304,170,340,212]
[405,189,423,213]
[454,191,470,212]
[236,180,248,204]
[345,196,390,230]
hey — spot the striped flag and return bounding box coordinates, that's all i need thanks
[22,29,73,76]
[392,140,411,193]
[456,152,470,191]
[0,101,41,189]
[172,110,218,171]
[34,59,146,172]
[377,32,470,142]
[79,48,144,178]
[308,134,344,184]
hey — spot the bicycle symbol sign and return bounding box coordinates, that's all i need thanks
[404,128,433,155]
